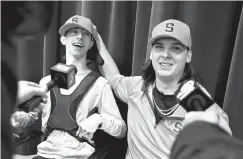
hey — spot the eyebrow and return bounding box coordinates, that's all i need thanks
[69,27,89,33]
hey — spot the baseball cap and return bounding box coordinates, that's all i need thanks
[148,19,192,49]
[59,15,94,36]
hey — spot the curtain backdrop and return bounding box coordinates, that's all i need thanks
[16,0,243,143]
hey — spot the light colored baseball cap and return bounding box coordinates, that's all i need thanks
[59,15,104,66]
[148,19,192,49]
[59,15,94,36]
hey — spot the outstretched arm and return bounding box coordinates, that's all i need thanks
[11,80,47,128]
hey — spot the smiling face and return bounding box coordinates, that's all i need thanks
[60,27,94,59]
[150,37,192,81]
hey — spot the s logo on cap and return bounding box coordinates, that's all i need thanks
[72,17,79,23]
[165,23,174,32]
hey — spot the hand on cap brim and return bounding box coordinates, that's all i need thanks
[91,24,103,51]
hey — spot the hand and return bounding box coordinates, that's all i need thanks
[91,24,106,52]
[183,110,219,128]
[17,81,48,105]
[11,104,43,128]
[76,113,102,139]
[11,111,31,128]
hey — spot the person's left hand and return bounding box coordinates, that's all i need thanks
[76,113,102,139]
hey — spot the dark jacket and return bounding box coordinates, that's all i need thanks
[170,121,243,159]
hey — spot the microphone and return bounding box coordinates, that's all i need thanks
[18,63,77,112]
[176,80,214,112]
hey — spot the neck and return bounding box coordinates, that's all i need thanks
[155,71,184,95]
[155,77,180,95]
[66,53,90,74]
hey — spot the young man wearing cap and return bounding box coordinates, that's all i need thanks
[12,15,127,159]
[94,19,232,159]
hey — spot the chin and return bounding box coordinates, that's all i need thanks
[159,74,173,79]
[156,73,173,80]
[157,69,173,77]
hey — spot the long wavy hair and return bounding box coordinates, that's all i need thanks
[141,59,201,92]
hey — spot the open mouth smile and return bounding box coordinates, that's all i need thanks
[72,42,84,48]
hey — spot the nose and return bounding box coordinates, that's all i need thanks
[161,49,171,59]
[77,32,83,39]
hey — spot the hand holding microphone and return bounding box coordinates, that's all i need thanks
[18,63,77,112]
[16,81,48,106]
[176,80,214,112]
[11,81,47,128]
[12,63,77,129]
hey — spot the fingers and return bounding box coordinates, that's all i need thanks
[38,103,45,110]
[11,118,20,128]
[76,127,93,139]
[12,111,31,128]
[76,127,87,138]
[42,97,48,104]
[92,24,98,35]
[11,113,21,127]
[85,132,93,139]
[76,127,81,136]
[183,111,219,127]
[31,86,48,98]
[25,81,42,88]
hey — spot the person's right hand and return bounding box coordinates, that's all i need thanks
[11,106,43,128]
[17,81,48,105]
[76,113,102,139]
[11,111,32,128]
[183,110,219,127]
[183,109,232,135]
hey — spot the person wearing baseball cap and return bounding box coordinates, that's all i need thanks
[59,15,104,66]
[12,15,127,159]
[95,19,231,159]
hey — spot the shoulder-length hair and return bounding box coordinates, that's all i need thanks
[141,60,202,92]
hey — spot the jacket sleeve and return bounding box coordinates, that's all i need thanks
[39,76,52,132]
[107,74,142,103]
[170,121,243,159]
[98,82,127,138]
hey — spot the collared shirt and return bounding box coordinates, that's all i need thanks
[108,74,231,159]
[37,72,127,159]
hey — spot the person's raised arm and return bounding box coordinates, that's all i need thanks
[92,25,120,79]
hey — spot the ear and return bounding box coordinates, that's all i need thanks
[149,51,153,60]
[186,50,192,63]
[60,36,66,45]
[88,39,94,50]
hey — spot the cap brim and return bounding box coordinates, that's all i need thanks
[59,23,92,36]
[148,35,189,49]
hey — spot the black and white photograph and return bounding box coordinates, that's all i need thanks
[1,1,243,159]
